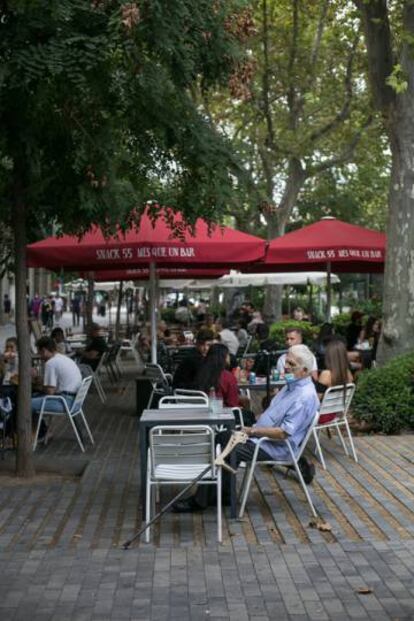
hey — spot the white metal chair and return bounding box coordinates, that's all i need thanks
[78,352,108,403]
[120,332,141,368]
[158,394,209,408]
[238,410,320,519]
[174,388,208,399]
[313,383,357,469]
[144,363,173,408]
[145,425,222,543]
[32,376,94,452]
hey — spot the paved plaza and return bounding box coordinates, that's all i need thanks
[0,316,413,620]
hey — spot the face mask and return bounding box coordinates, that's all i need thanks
[284,372,296,383]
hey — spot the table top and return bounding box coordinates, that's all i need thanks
[238,379,286,390]
[140,407,235,424]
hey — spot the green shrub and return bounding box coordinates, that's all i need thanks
[160,307,177,323]
[269,320,319,349]
[352,352,414,434]
[332,312,351,337]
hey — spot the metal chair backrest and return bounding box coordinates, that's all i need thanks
[144,363,170,388]
[174,389,209,399]
[158,395,209,408]
[292,408,321,460]
[319,383,355,420]
[149,425,215,475]
[70,376,93,413]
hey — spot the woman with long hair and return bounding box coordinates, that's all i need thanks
[315,338,353,423]
[194,343,240,407]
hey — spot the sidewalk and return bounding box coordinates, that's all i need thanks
[0,355,413,619]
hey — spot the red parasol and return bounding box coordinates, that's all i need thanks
[265,217,386,273]
[27,208,266,271]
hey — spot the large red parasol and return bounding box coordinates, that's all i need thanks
[265,217,386,273]
[264,217,386,320]
[27,208,266,271]
[27,208,265,361]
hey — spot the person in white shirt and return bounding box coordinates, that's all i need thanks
[216,318,240,356]
[276,328,318,381]
[32,336,82,442]
[53,295,64,321]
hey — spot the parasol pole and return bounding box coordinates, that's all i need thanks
[150,261,157,363]
[326,261,332,322]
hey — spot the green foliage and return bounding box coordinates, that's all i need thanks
[269,320,319,349]
[160,307,177,324]
[0,0,250,236]
[352,352,414,434]
[332,312,351,337]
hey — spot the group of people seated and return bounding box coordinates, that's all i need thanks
[0,322,108,446]
[159,314,375,513]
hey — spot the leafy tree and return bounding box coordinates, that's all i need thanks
[203,0,384,320]
[0,0,248,476]
[354,0,414,363]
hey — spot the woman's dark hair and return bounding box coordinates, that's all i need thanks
[363,316,378,340]
[194,343,229,393]
[315,323,335,348]
[324,339,349,387]
[256,323,269,341]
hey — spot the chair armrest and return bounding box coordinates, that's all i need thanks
[39,395,70,415]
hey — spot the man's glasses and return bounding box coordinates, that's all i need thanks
[284,359,301,370]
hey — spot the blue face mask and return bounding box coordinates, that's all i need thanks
[284,372,296,383]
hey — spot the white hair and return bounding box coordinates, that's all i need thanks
[289,344,314,373]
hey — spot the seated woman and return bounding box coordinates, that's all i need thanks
[314,338,353,424]
[194,343,255,424]
[0,337,19,443]
[194,343,240,407]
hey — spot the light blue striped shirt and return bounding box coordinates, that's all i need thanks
[251,376,319,460]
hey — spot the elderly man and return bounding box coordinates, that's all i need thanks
[173,344,319,512]
[276,328,318,380]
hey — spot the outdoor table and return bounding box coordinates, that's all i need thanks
[139,407,237,518]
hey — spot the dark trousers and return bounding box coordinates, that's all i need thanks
[194,430,271,508]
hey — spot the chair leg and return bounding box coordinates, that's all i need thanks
[94,375,106,403]
[79,410,94,446]
[238,462,255,518]
[344,418,358,463]
[292,462,318,518]
[336,425,349,456]
[68,414,86,452]
[217,468,222,544]
[145,478,152,544]
[312,428,327,470]
[32,413,44,451]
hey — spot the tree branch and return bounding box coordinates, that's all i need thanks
[287,0,299,129]
[308,31,359,143]
[310,0,329,70]
[261,0,275,148]
[354,0,396,112]
[308,114,373,175]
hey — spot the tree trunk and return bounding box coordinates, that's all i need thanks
[376,121,414,363]
[13,189,35,477]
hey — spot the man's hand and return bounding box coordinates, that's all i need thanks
[242,426,287,441]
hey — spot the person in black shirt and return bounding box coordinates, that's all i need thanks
[172,329,214,389]
[80,323,108,371]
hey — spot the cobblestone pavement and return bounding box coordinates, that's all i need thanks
[0,355,413,619]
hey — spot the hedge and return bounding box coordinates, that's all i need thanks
[352,352,414,434]
[269,320,319,349]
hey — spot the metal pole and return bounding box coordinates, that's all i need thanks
[150,262,157,364]
[326,262,332,322]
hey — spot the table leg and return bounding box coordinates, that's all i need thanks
[139,424,148,511]
[229,447,237,519]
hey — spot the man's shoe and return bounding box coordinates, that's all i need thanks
[171,497,203,513]
[298,457,316,484]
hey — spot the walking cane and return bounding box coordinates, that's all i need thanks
[122,431,248,549]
